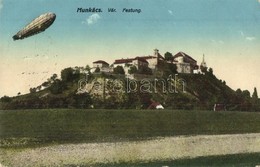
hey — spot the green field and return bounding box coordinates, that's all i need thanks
[0,109,260,147]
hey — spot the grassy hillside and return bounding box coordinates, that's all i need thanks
[177,73,237,109]
[1,67,258,110]
[1,109,259,147]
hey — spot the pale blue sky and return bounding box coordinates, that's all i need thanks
[0,0,260,96]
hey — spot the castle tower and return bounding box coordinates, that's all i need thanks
[154,49,159,57]
[200,54,207,68]
[200,54,207,73]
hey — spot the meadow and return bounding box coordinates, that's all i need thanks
[1,109,260,147]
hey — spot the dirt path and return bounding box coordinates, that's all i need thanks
[1,133,260,167]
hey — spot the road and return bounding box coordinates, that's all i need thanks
[1,133,260,167]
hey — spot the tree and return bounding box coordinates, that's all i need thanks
[168,63,177,74]
[236,89,242,95]
[128,66,138,74]
[42,81,50,87]
[252,87,258,99]
[72,93,92,108]
[113,66,125,75]
[164,52,173,61]
[208,67,213,74]
[61,67,74,82]
[161,62,177,77]
[49,79,65,94]
[242,90,251,99]
[85,65,92,76]
[85,65,91,71]
[73,68,81,81]
[200,66,208,73]
[0,96,12,103]
[206,67,215,78]
[29,87,37,93]
[252,87,259,111]
[95,67,100,73]
[138,66,153,75]
[239,90,252,111]
[50,74,58,82]
[36,86,42,91]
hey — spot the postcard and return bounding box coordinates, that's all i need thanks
[0,0,260,166]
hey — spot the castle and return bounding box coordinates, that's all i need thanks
[92,49,207,75]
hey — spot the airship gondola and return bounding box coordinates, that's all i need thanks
[13,12,56,40]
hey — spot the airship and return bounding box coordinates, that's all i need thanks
[13,12,56,40]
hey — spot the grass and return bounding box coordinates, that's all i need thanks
[0,109,260,147]
[90,153,260,167]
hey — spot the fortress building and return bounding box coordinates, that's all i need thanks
[172,52,198,74]
[92,49,202,75]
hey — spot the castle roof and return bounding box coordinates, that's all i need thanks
[157,53,165,60]
[93,60,109,65]
[114,58,134,64]
[114,57,148,64]
[134,57,148,63]
[173,52,197,62]
[139,56,157,59]
[139,54,165,60]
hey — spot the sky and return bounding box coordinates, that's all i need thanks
[0,0,260,97]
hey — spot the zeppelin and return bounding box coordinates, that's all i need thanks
[13,12,56,40]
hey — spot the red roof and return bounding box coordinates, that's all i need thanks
[134,57,148,63]
[147,102,161,109]
[114,57,148,64]
[139,55,157,59]
[93,60,109,65]
[114,58,134,64]
[139,54,165,60]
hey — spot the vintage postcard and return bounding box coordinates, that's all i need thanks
[0,0,260,166]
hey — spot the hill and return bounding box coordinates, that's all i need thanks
[0,66,259,111]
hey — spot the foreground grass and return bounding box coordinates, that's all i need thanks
[0,109,260,147]
[91,153,260,167]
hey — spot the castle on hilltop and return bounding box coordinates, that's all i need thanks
[92,49,207,75]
